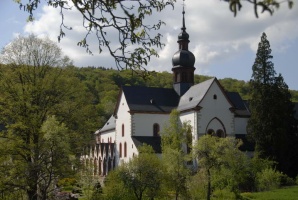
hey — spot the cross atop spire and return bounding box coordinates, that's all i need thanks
[178,0,189,47]
[182,0,186,32]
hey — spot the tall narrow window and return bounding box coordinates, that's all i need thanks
[153,123,160,137]
[122,124,124,137]
[177,73,181,82]
[182,72,187,82]
[119,143,122,158]
[124,142,127,157]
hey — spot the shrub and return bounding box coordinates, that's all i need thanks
[280,173,295,186]
[72,186,83,195]
[58,177,77,187]
[188,169,208,200]
[212,189,237,200]
[256,168,282,191]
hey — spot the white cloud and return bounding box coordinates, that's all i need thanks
[21,0,298,87]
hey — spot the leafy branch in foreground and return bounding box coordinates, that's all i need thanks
[223,0,294,18]
[16,0,176,74]
[14,0,294,73]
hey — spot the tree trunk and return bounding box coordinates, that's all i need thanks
[207,169,211,200]
[27,161,39,200]
[27,187,38,200]
[175,191,178,200]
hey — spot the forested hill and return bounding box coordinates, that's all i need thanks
[75,66,298,105]
[1,65,297,141]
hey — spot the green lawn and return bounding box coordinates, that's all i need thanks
[241,186,298,200]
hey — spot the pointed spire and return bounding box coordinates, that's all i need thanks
[182,0,186,33]
[178,0,189,49]
[172,0,196,97]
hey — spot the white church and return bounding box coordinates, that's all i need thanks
[81,7,252,176]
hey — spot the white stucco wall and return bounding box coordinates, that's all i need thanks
[198,81,235,136]
[180,111,197,140]
[132,113,170,136]
[99,129,116,143]
[234,117,249,135]
[115,93,134,164]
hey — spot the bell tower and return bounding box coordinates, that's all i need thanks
[172,1,196,96]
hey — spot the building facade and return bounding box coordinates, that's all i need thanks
[81,7,251,176]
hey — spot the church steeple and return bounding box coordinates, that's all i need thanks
[172,0,196,96]
[178,4,189,50]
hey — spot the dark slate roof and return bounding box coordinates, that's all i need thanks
[122,86,180,113]
[226,92,250,117]
[132,136,162,153]
[172,49,195,68]
[178,78,215,111]
[235,134,255,152]
[97,115,116,134]
[226,92,247,110]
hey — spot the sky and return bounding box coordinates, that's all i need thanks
[1,0,297,90]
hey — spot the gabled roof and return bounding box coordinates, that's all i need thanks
[96,115,116,134]
[177,78,216,111]
[132,136,162,153]
[120,86,180,113]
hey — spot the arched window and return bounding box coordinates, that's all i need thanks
[122,124,124,137]
[207,129,215,136]
[177,72,181,82]
[216,129,225,138]
[213,94,217,100]
[119,143,122,158]
[124,142,127,157]
[153,123,160,137]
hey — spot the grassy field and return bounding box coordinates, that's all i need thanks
[241,186,298,200]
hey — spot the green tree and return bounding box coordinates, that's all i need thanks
[248,32,298,177]
[0,34,71,67]
[103,169,133,200]
[0,36,82,200]
[193,135,248,200]
[79,162,99,200]
[104,144,164,200]
[39,116,73,199]
[161,109,191,200]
